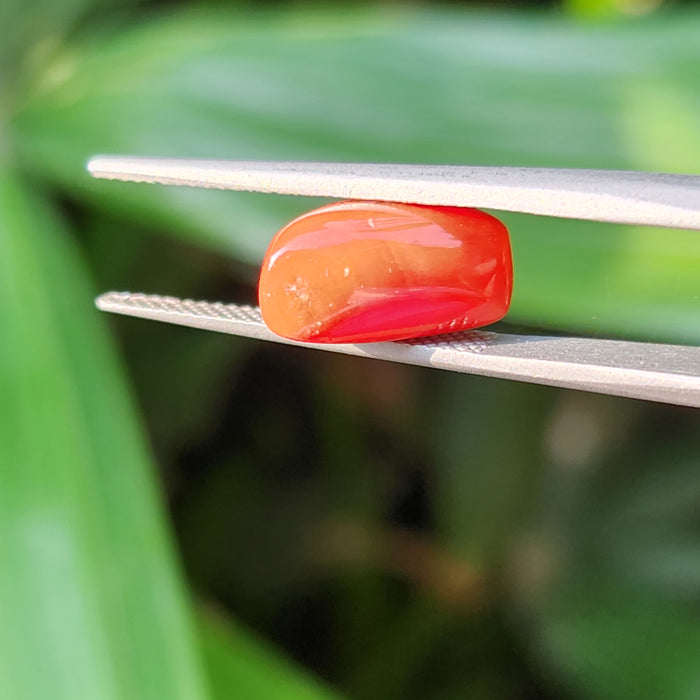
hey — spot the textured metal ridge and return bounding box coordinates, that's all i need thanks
[96,292,700,408]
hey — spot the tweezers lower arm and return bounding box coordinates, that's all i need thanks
[96,292,700,408]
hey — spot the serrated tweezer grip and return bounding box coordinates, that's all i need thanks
[96,292,700,408]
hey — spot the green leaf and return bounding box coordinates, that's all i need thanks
[11,8,700,342]
[0,0,126,94]
[0,170,210,700]
[563,0,665,21]
[519,395,700,700]
[567,434,700,597]
[434,376,553,569]
[198,609,343,700]
[539,583,700,700]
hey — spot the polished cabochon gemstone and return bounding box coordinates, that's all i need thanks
[258,201,513,344]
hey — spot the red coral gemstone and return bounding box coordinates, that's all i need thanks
[258,201,513,344]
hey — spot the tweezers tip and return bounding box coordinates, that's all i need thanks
[86,155,121,179]
[86,157,104,179]
[95,292,121,311]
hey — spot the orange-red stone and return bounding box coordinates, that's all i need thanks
[258,201,512,344]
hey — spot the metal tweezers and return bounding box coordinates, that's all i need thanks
[87,156,700,408]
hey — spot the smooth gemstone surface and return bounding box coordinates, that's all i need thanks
[258,201,513,344]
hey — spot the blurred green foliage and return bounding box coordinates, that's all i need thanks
[1,1,699,699]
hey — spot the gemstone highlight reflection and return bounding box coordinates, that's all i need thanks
[258,201,513,344]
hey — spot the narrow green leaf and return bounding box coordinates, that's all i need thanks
[522,398,700,700]
[0,0,128,93]
[198,609,343,700]
[0,170,210,700]
[564,0,668,21]
[434,376,553,569]
[11,8,700,342]
[539,583,700,700]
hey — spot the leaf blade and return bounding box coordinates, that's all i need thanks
[0,170,210,700]
[199,609,344,700]
[12,8,700,342]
